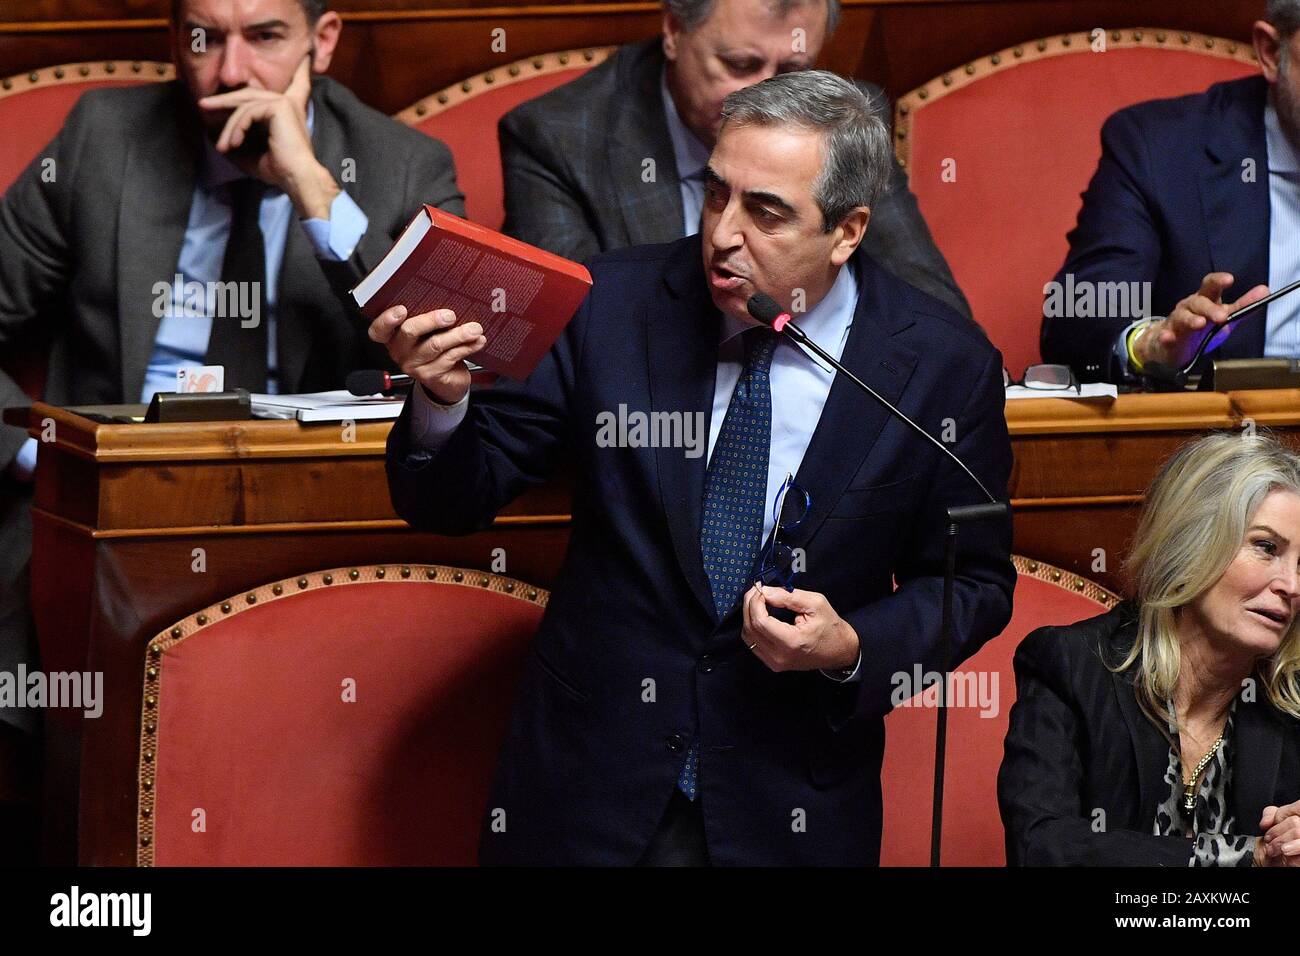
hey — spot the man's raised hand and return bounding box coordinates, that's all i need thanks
[1136,272,1270,370]
[367,305,486,406]
[199,56,339,219]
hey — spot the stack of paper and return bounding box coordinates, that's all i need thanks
[1004,383,1117,401]
[250,391,406,423]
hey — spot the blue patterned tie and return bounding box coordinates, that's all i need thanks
[676,328,778,800]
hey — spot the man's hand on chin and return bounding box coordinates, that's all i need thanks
[198,56,340,220]
[741,583,860,672]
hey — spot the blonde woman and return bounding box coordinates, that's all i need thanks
[1000,432,1300,865]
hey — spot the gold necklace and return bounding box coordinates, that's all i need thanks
[1182,730,1226,813]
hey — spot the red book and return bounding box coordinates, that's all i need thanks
[351,206,593,380]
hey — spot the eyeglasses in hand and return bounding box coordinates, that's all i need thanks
[754,473,812,591]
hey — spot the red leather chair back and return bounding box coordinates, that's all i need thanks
[0,62,174,400]
[0,61,173,194]
[395,48,614,229]
[138,565,546,866]
[879,557,1120,866]
[894,30,1258,378]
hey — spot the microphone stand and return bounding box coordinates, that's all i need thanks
[763,310,1009,867]
[932,501,1007,866]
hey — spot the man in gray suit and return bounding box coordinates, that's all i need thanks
[500,0,968,318]
[0,0,462,858]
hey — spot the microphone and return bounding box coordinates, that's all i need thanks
[1139,358,1186,390]
[747,290,1008,869]
[746,292,1005,508]
[346,370,412,396]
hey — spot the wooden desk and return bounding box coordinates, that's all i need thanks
[8,388,1300,863]
[1006,389,1300,593]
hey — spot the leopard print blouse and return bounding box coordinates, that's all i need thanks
[1152,701,1257,867]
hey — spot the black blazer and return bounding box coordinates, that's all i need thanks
[498,38,972,321]
[387,235,1015,865]
[999,601,1300,866]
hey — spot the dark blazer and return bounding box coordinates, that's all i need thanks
[499,38,972,321]
[999,601,1300,866]
[386,234,1015,865]
[0,75,464,732]
[1041,76,1273,383]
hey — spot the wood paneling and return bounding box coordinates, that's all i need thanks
[855,0,1268,98]
[0,0,1272,115]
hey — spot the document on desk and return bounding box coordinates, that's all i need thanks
[1004,383,1118,401]
[250,391,406,423]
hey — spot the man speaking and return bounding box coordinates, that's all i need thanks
[374,71,1014,865]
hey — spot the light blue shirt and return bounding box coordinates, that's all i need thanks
[141,103,369,401]
[404,262,863,680]
[659,66,711,238]
[1264,100,1300,355]
[1115,100,1300,374]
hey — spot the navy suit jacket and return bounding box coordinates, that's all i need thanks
[1041,76,1273,383]
[386,235,1015,865]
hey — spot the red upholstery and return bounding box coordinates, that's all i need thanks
[0,63,172,400]
[397,49,613,229]
[898,32,1257,377]
[879,558,1118,866]
[144,559,1114,866]
[0,63,171,194]
[142,567,544,866]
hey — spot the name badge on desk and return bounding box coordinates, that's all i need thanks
[178,366,225,394]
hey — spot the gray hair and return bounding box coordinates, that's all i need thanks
[665,0,840,35]
[1269,0,1300,36]
[1121,431,1300,729]
[718,70,890,232]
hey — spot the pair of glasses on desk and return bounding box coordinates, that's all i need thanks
[1003,364,1080,393]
